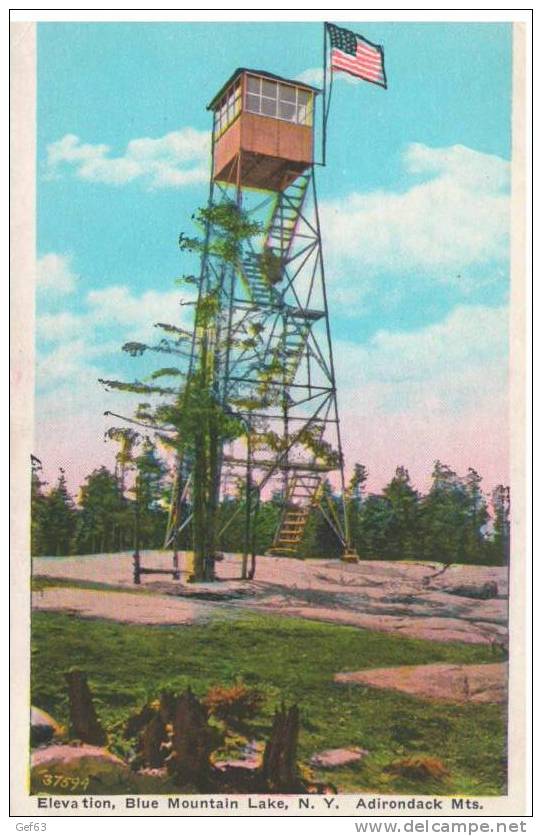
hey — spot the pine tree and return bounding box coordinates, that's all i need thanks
[381,466,420,560]
[420,461,465,564]
[99,201,260,580]
[463,467,489,564]
[347,463,368,556]
[349,463,368,505]
[43,468,78,556]
[490,484,510,565]
[105,427,139,498]
[30,455,48,556]
[420,461,490,565]
[300,479,342,559]
[75,467,125,554]
[131,438,168,548]
[358,493,393,560]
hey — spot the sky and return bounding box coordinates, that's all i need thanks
[35,21,513,497]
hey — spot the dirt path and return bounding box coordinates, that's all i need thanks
[33,551,508,646]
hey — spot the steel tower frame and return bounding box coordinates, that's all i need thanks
[163,148,356,577]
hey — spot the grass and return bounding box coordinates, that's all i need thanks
[31,610,507,795]
[32,576,152,595]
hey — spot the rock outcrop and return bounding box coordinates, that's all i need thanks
[335,662,508,704]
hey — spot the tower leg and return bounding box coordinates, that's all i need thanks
[172,549,180,581]
[133,550,141,584]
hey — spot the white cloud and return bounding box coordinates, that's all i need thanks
[37,253,78,295]
[36,272,196,394]
[297,67,363,87]
[335,303,508,417]
[86,285,188,343]
[333,303,510,492]
[37,311,82,342]
[46,128,211,189]
[296,67,324,86]
[321,143,510,300]
[37,339,95,385]
[404,143,510,191]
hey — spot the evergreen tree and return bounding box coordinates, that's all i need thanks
[358,493,394,560]
[75,467,125,554]
[300,479,342,559]
[131,438,168,548]
[463,467,489,564]
[349,464,368,505]
[100,201,260,580]
[30,455,48,556]
[105,427,139,498]
[490,484,511,565]
[381,466,420,560]
[42,468,78,556]
[347,463,368,556]
[420,461,490,565]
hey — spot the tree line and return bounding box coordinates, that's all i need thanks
[31,452,510,566]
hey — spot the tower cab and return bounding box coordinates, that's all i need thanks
[207,68,319,192]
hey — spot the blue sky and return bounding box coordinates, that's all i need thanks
[35,21,513,494]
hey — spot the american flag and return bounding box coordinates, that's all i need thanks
[327,23,387,89]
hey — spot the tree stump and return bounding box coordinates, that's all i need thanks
[125,693,176,770]
[159,690,177,724]
[64,670,107,746]
[261,702,302,792]
[139,713,169,768]
[168,688,216,787]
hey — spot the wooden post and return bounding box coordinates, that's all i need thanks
[172,549,180,581]
[133,472,141,584]
[132,551,141,584]
[241,425,252,580]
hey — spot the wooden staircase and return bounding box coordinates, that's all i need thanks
[240,173,310,309]
[241,251,277,308]
[281,321,309,385]
[268,472,322,556]
[265,174,310,263]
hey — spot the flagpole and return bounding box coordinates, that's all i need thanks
[321,21,328,167]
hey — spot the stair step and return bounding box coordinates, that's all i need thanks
[268,229,295,238]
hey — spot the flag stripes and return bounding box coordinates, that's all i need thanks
[327,23,387,89]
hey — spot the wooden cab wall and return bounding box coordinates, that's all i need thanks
[209,70,318,192]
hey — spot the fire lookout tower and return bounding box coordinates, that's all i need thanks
[163,67,357,576]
